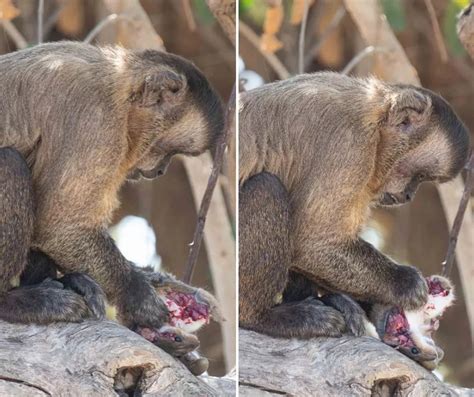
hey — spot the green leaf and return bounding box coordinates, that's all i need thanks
[193,0,214,25]
[239,0,267,26]
[443,0,466,56]
[381,0,406,32]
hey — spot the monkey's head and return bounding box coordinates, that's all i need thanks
[124,50,224,180]
[375,86,470,206]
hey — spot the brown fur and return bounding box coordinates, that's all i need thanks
[0,42,223,326]
[239,72,469,338]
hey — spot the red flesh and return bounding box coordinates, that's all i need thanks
[384,277,447,347]
[165,291,210,326]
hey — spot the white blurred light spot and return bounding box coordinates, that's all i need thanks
[109,216,161,270]
[238,57,245,72]
[360,227,383,250]
[240,70,265,91]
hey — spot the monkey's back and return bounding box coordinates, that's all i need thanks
[239,72,380,220]
[0,42,125,158]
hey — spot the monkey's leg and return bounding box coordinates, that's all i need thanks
[20,250,105,318]
[239,172,346,338]
[20,250,58,286]
[0,147,33,292]
[0,148,96,324]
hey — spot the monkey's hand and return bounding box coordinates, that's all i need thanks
[116,269,170,329]
[137,266,223,323]
[391,265,429,310]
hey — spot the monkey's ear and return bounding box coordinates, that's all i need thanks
[135,71,186,108]
[388,89,432,134]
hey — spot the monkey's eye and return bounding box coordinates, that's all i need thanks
[417,173,427,181]
[174,336,183,342]
[399,117,410,126]
[411,347,419,355]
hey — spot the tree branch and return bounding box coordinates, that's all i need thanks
[205,0,236,47]
[183,83,236,284]
[442,153,474,277]
[0,20,27,49]
[0,320,225,396]
[239,329,472,396]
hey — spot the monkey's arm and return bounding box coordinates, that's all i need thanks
[301,238,428,310]
[41,229,169,329]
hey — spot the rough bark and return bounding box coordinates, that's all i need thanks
[239,329,472,397]
[0,320,235,396]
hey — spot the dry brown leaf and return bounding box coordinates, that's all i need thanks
[0,0,20,21]
[290,0,315,25]
[263,4,284,35]
[260,32,283,53]
[57,0,85,36]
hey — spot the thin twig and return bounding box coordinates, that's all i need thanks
[43,0,72,40]
[298,0,310,74]
[239,21,290,80]
[183,84,236,284]
[442,152,474,277]
[181,0,197,32]
[0,20,28,49]
[38,0,44,44]
[423,0,448,63]
[342,46,387,75]
[304,5,346,69]
[83,14,129,44]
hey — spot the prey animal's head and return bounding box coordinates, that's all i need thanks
[135,325,200,356]
[375,85,470,206]
[124,49,224,180]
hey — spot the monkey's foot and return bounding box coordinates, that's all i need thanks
[0,283,98,324]
[241,297,347,338]
[320,293,369,337]
[58,273,106,320]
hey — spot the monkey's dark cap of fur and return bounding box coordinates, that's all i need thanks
[404,85,470,178]
[139,50,225,151]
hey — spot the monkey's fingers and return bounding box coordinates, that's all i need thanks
[118,285,170,329]
[195,289,224,322]
[58,273,106,320]
[392,265,429,310]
